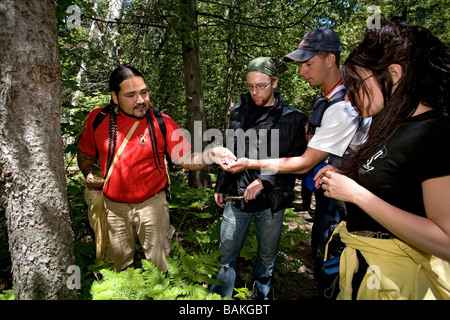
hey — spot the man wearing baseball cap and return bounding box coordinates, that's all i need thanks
[284,28,343,62]
[283,28,371,298]
[284,28,343,96]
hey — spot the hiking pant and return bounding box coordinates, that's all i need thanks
[104,190,175,272]
[210,200,285,299]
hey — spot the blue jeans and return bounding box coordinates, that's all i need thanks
[210,200,285,299]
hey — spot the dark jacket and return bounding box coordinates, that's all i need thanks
[215,91,307,213]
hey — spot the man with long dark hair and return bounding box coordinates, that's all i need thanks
[78,66,234,272]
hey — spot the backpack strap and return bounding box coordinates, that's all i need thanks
[92,105,114,132]
[330,88,346,104]
[151,107,173,170]
[151,107,166,138]
[151,107,173,201]
[307,88,347,135]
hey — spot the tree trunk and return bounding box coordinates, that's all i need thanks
[0,0,77,300]
[180,0,210,188]
[224,1,237,131]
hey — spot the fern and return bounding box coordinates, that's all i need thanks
[184,218,222,252]
[0,289,15,300]
[90,240,226,300]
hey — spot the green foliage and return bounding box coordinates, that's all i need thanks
[183,219,222,253]
[277,224,308,276]
[0,289,14,300]
[233,287,253,300]
[90,241,226,300]
[168,173,219,242]
[58,0,450,152]
[0,208,12,294]
[165,173,224,254]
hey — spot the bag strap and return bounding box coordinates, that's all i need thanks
[151,107,172,201]
[151,107,173,170]
[92,105,113,132]
[103,121,139,187]
[308,88,347,133]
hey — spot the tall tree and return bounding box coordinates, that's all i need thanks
[179,0,210,188]
[222,0,237,130]
[0,0,77,299]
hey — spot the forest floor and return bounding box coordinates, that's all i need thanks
[0,178,320,300]
[276,193,319,300]
[272,210,319,300]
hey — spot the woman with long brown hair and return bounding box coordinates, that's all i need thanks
[317,19,450,299]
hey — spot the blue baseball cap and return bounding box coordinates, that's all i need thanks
[283,28,343,62]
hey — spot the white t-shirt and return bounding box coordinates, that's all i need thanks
[308,85,370,157]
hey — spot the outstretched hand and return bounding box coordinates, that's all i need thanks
[223,157,249,173]
[209,147,237,170]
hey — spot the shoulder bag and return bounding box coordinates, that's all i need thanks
[84,121,139,259]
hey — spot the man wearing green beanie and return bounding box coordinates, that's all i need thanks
[210,57,308,299]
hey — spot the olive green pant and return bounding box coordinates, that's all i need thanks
[104,191,174,272]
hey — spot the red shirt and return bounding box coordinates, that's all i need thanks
[79,107,192,203]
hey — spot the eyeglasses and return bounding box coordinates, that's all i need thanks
[247,79,272,91]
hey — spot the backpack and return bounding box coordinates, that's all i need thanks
[304,88,347,192]
[92,105,172,201]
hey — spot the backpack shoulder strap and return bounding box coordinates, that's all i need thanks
[329,88,346,105]
[151,107,173,201]
[308,88,347,135]
[151,107,173,170]
[92,105,114,132]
